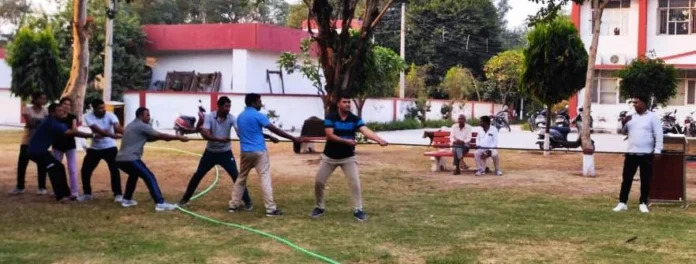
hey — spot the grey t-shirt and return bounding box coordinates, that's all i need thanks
[204,111,237,152]
[116,120,159,162]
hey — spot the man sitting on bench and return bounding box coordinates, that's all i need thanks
[475,116,503,176]
[451,114,472,175]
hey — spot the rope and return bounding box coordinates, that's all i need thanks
[145,146,340,264]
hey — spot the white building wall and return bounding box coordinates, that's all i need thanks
[148,51,235,92]
[647,0,696,61]
[0,58,11,88]
[0,89,22,125]
[232,49,249,94]
[123,93,140,127]
[245,50,319,95]
[579,0,639,66]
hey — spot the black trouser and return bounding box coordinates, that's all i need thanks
[118,160,165,204]
[81,147,122,196]
[17,144,47,190]
[29,151,70,200]
[180,150,251,205]
[619,154,653,204]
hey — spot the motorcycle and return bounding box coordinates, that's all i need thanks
[528,109,547,133]
[571,107,593,132]
[490,110,511,132]
[536,126,595,150]
[555,106,570,128]
[174,99,206,136]
[661,109,682,134]
[684,110,696,137]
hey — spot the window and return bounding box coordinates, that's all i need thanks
[688,80,696,104]
[658,0,696,35]
[590,71,620,104]
[669,80,687,105]
[591,0,631,36]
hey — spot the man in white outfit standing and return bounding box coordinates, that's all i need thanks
[613,96,663,213]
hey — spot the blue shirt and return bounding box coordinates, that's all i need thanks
[237,107,271,153]
[323,112,365,159]
[28,116,69,155]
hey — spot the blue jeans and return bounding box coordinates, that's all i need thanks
[118,160,165,204]
[180,150,251,205]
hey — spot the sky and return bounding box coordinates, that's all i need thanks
[1,0,567,34]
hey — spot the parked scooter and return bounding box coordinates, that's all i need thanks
[174,99,206,136]
[528,109,547,133]
[536,126,595,150]
[661,109,682,134]
[555,106,570,128]
[571,107,593,132]
[491,110,511,132]
[684,110,696,137]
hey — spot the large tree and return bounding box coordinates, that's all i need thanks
[529,0,608,176]
[354,45,405,117]
[617,57,679,108]
[407,0,503,82]
[520,18,588,154]
[62,0,91,116]
[6,27,65,101]
[484,49,523,106]
[302,0,394,113]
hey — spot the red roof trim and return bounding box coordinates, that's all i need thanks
[0,48,5,59]
[660,50,696,61]
[142,23,309,53]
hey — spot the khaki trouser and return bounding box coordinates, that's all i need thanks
[315,155,362,210]
[229,151,276,212]
[474,149,499,172]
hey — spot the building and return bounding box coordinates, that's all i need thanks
[569,0,696,130]
[0,48,23,126]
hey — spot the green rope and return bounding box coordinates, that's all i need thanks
[146,146,340,264]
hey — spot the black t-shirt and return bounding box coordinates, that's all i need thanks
[52,113,77,151]
[323,113,365,159]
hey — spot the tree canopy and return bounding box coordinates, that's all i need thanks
[617,57,679,108]
[484,49,524,105]
[6,26,65,101]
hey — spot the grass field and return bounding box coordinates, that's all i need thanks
[1,130,696,264]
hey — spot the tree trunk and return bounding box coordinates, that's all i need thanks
[352,98,366,118]
[544,104,551,156]
[62,0,90,119]
[580,0,608,177]
[469,71,481,101]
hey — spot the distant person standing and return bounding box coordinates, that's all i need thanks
[27,103,96,202]
[51,97,80,199]
[11,91,49,195]
[450,114,472,175]
[116,107,189,212]
[612,96,663,214]
[178,96,252,209]
[80,99,124,202]
[228,93,301,216]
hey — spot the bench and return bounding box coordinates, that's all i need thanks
[423,130,478,172]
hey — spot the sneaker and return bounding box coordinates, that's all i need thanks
[114,195,124,203]
[155,202,178,212]
[78,194,94,202]
[310,207,325,218]
[354,209,367,222]
[9,188,24,195]
[244,202,254,211]
[37,189,48,195]
[495,170,503,176]
[177,200,189,208]
[475,170,485,176]
[266,209,283,217]
[58,197,77,204]
[453,170,461,175]
[227,206,240,213]
[612,202,628,212]
[639,203,649,213]
[121,199,138,208]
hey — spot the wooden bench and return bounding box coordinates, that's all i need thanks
[423,130,478,172]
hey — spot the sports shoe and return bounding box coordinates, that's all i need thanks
[612,202,628,212]
[354,209,367,222]
[475,170,485,176]
[496,170,503,176]
[266,209,283,217]
[310,207,325,218]
[78,194,93,202]
[114,195,124,203]
[155,202,177,212]
[121,199,138,208]
[244,202,254,211]
[9,188,24,195]
[639,203,649,213]
[227,206,240,213]
[37,189,48,195]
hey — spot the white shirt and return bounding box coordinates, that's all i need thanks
[450,123,472,146]
[476,126,498,149]
[84,111,120,150]
[622,111,663,154]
